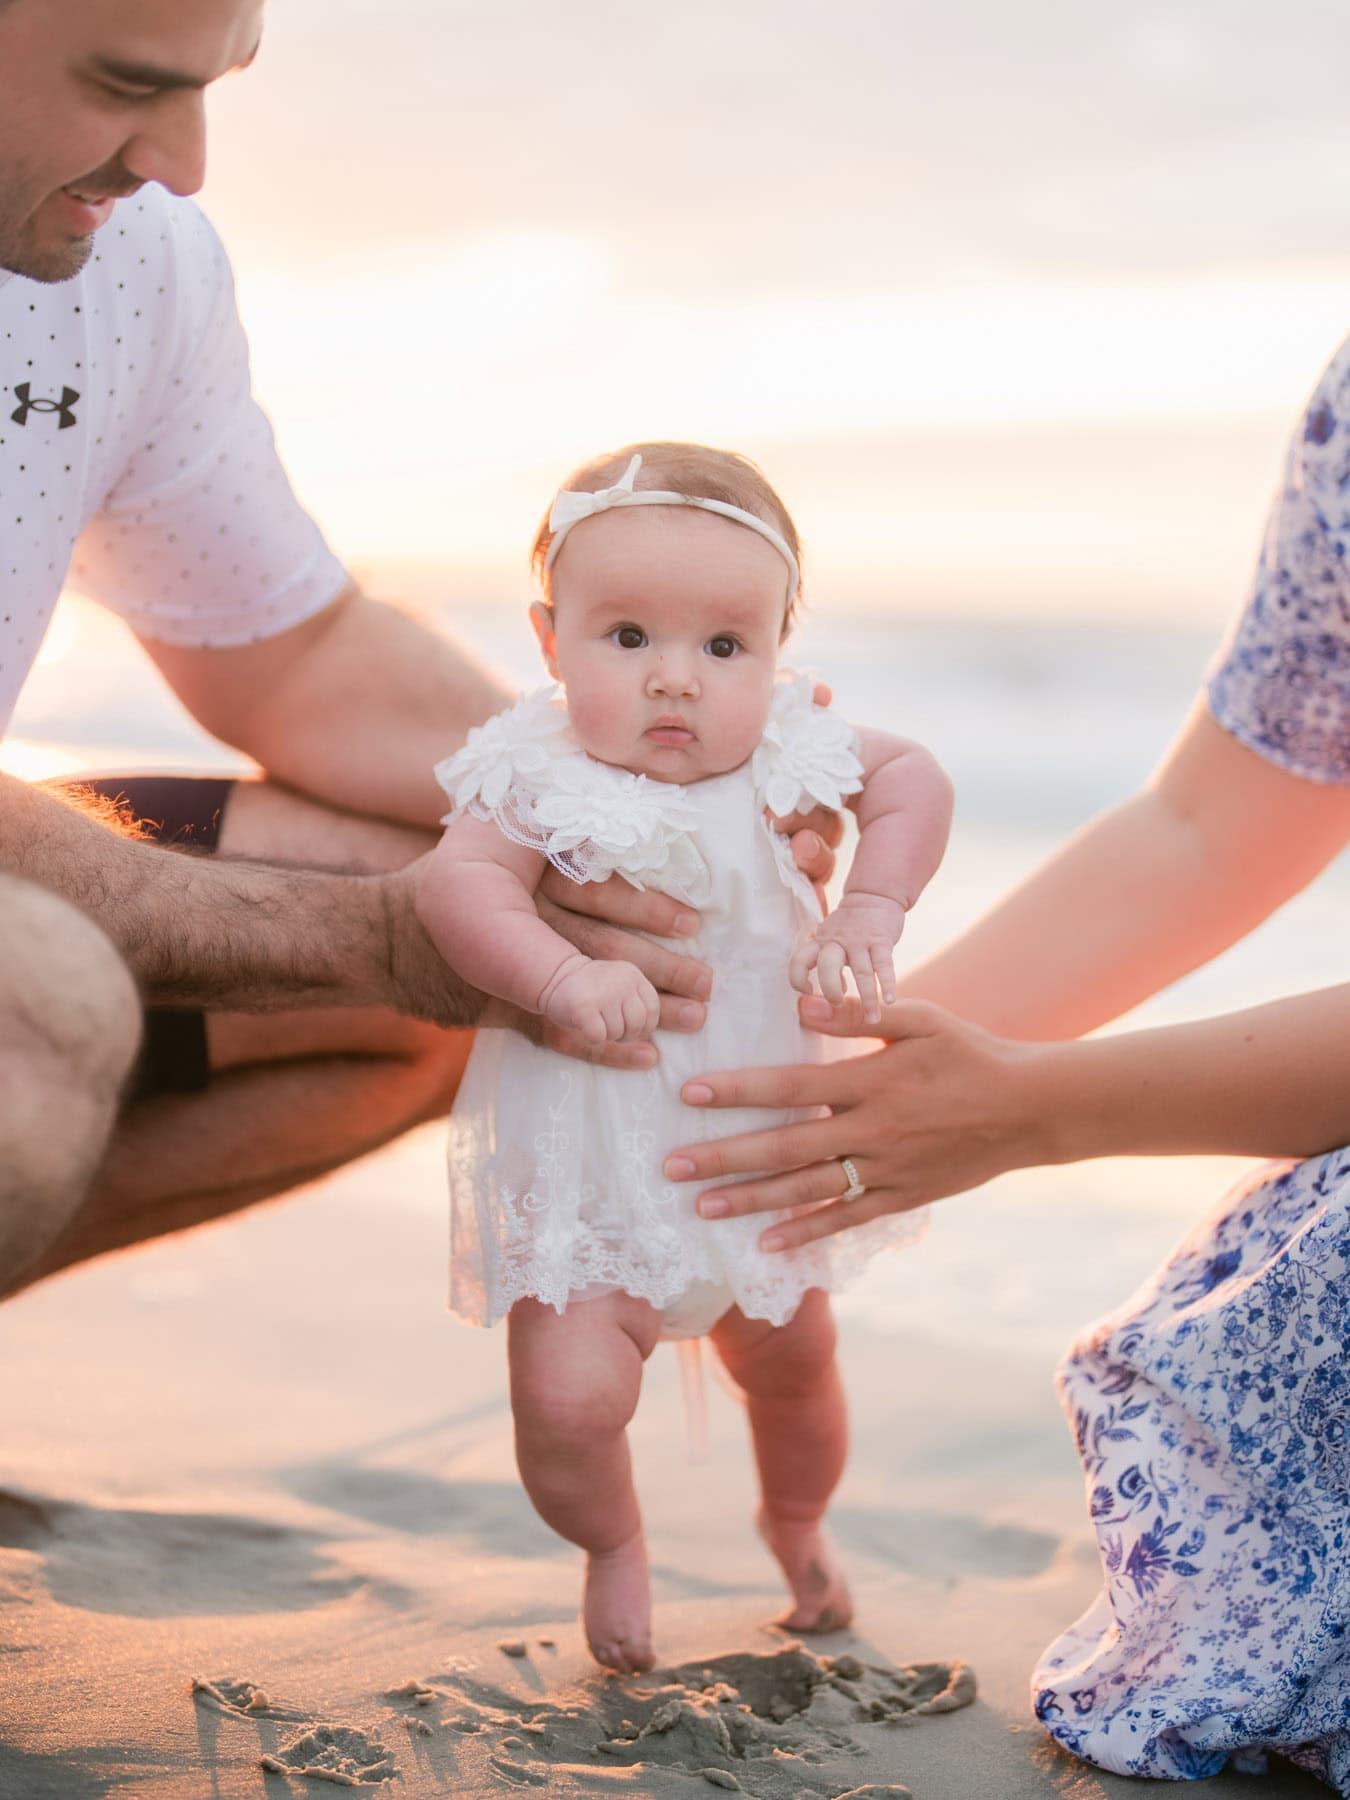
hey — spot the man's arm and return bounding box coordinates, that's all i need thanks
[1,772,477,1024]
[141,582,513,828]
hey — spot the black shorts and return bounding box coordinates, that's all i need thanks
[58,774,237,1100]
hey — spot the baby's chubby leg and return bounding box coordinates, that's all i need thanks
[710,1289,852,1632]
[508,1292,662,1673]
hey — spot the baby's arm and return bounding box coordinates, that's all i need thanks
[789,726,953,1023]
[416,814,658,1044]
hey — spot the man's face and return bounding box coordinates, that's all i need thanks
[0,0,263,282]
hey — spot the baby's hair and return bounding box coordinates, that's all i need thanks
[531,440,804,629]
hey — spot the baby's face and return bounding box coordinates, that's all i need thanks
[534,507,788,784]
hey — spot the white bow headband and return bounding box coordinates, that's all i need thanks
[544,454,800,599]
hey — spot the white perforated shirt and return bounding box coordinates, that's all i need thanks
[0,183,346,734]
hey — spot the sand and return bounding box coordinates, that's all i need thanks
[0,1124,1327,1799]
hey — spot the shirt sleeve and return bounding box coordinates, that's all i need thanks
[1206,335,1350,785]
[68,197,347,647]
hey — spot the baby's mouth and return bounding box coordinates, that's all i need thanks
[646,719,694,745]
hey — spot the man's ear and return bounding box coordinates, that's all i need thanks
[529,601,561,679]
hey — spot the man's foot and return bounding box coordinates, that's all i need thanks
[583,1531,655,1673]
[758,1510,853,1633]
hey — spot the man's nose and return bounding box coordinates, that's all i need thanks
[122,91,209,198]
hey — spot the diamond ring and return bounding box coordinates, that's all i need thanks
[838,1156,866,1202]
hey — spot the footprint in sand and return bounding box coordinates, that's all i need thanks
[422,1642,972,1796]
[194,1678,398,1786]
[259,1724,397,1786]
[191,1675,312,1722]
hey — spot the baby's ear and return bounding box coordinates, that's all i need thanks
[529,601,561,679]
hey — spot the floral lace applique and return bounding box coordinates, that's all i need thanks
[752,672,864,817]
[433,686,576,814]
[752,673,864,916]
[434,685,712,903]
[433,673,863,911]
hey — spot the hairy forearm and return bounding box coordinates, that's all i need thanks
[1030,984,1350,1164]
[2,775,479,1022]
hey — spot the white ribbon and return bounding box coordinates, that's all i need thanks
[544,453,800,599]
[547,453,643,535]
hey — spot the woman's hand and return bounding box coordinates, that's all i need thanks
[663,996,1054,1250]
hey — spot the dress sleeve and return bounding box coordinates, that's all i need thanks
[1206,336,1350,784]
[67,196,347,647]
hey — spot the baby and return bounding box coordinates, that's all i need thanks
[417,442,952,1672]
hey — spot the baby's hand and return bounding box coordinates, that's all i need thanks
[789,894,906,1024]
[539,955,660,1045]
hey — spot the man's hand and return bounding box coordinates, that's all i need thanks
[537,869,712,1037]
[383,803,837,1059]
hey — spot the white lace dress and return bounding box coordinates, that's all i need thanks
[436,675,923,1337]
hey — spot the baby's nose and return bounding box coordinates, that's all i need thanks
[648,657,700,698]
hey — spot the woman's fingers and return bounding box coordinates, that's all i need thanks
[665,1112,844,1186]
[693,1156,856,1219]
[756,1193,899,1253]
[677,1058,845,1115]
[798,993,941,1039]
[671,1008,1039,1240]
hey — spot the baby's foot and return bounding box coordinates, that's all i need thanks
[583,1531,655,1674]
[757,1510,853,1633]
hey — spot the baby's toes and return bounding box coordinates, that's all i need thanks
[588,1631,655,1675]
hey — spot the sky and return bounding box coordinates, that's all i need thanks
[135,1,1350,617]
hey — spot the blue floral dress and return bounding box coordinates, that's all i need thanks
[1032,334,1350,1790]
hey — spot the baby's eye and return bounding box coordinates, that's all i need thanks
[705,635,740,659]
[611,625,647,650]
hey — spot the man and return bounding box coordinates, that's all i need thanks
[0,0,834,1299]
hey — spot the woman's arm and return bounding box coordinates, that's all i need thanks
[903,701,1350,1039]
[665,981,1350,1248]
[668,698,1350,1241]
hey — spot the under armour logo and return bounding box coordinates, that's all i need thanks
[11,382,80,429]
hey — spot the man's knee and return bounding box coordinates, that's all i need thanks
[0,876,141,1289]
